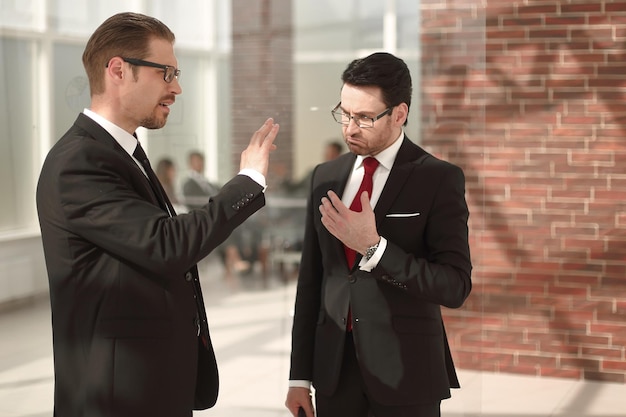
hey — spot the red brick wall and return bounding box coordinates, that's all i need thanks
[422,1,626,382]
[231,0,293,182]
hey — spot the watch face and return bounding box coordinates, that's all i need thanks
[365,244,378,260]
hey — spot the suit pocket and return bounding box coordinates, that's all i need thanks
[392,316,442,335]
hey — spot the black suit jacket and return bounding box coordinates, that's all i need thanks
[289,137,472,406]
[36,114,265,417]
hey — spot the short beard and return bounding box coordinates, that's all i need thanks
[140,114,167,130]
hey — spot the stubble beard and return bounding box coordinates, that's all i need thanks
[140,113,167,130]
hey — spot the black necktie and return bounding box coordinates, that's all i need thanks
[133,142,175,216]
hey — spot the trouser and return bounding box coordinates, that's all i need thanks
[315,333,441,417]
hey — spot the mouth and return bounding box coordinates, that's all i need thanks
[158,101,173,115]
[159,95,176,108]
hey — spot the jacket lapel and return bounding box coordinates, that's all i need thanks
[373,137,428,226]
[73,113,162,208]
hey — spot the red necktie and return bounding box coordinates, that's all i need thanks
[344,157,379,332]
[344,157,379,267]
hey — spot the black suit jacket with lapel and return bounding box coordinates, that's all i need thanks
[289,136,472,406]
[36,114,265,417]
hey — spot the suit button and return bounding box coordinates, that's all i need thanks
[185,272,193,282]
[193,317,200,336]
[348,275,356,284]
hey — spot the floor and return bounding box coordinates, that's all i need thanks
[0,257,624,417]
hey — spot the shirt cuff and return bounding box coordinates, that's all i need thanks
[288,380,311,389]
[238,168,266,191]
[359,236,387,272]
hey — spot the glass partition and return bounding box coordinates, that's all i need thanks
[0,38,38,233]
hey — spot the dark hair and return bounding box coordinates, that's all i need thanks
[156,158,175,178]
[327,140,344,155]
[83,12,175,95]
[188,150,204,162]
[341,52,412,125]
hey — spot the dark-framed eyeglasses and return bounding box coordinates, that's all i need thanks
[121,57,181,83]
[331,102,392,128]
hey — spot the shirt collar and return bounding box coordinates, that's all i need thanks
[83,108,140,156]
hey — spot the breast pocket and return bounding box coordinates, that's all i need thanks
[381,210,426,249]
[385,212,421,218]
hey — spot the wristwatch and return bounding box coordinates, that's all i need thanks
[364,239,380,261]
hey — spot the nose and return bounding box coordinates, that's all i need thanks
[171,77,182,95]
[345,117,361,135]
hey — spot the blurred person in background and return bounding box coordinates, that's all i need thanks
[156,157,185,212]
[280,140,344,197]
[181,150,221,210]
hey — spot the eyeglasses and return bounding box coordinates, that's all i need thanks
[331,102,392,128]
[121,57,181,83]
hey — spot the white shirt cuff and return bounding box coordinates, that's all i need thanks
[359,236,387,272]
[238,168,266,191]
[288,380,311,389]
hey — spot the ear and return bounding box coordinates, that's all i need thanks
[393,103,409,126]
[105,56,126,83]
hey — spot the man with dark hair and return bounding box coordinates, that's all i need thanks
[36,12,278,417]
[285,52,472,417]
[182,150,220,210]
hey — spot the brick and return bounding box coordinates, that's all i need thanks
[583,347,624,359]
[561,3,603,13]
[567,333,612,347]
[550,319,588,332]
[518,354,558,367]
[516,5,559,15]
[529,29,569,39]
[561,357,601,371]
[545,16,586,26]
[589,321,626,336]
[540,341,580,355]
[584,371,626,383]
[606,2,626,12]
[541,368,583,379]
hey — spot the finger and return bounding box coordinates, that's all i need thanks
[251,118,275,146]
[319,205,337,234]
[319,197,339,220]
[360,191,373,212]
[327,190,349,215]
[261,123,280,150]
[319,203,332,226]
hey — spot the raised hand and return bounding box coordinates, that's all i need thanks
[240,118,279,177]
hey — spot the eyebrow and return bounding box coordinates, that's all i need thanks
[340,106,377,117]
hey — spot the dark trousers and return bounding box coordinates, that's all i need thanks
[315,333,440,417]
